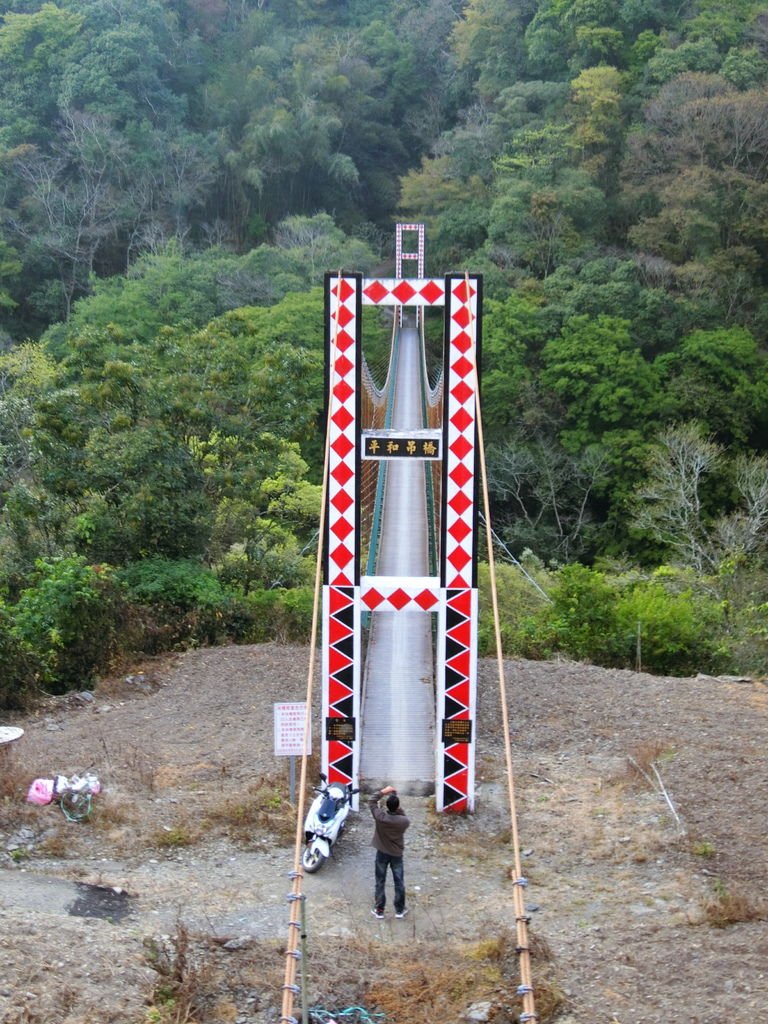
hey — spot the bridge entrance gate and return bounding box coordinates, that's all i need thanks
[321,226,482,812]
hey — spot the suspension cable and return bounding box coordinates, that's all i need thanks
[465,272,538,1022]
[478,512,553,604]
[281,272,343,1024]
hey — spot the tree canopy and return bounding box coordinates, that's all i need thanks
[1,0,768,689]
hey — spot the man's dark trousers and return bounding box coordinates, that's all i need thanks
[374,850,405,913]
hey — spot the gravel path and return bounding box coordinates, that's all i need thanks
[1,644,766,1023]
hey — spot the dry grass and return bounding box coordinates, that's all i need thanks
[203,775,296,845]
[702,883,766,928]
[365,929,563,1024]
[0,748,42,832]
[0,756,24,800]
[0,746,33,797]
[144,932,288,1024]
[90,792,136,829]
[108,742,159,793]
[144,923,206,1024]
[605,739,677,792]
[37,830,72,858]
[34,792,139,859]
[425,798,512,861]
[150,816,203,850]
[0,987,79,1024]
[138,926,566,1024]
[690,835,716,859]
[95,657,170,700]
[0,796,38,833]
[624,739,675,780]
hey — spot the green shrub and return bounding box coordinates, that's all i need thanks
[116,559,313,651]
[118,558,227,609]
[477,558,554,659]
[615,580,726,676]
[11,557,125,693]
[0,603,43,711]
[229,587,314,644]
[126,603,227,654]
[216,545,313,593]
[483,557,731,675]
[542,563,622,665]
[117,559,231,653]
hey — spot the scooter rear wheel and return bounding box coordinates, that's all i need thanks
[302,846,327,873]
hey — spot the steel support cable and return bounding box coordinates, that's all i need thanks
[464,272,537,1022]
[362,311,397,396]
[364,320,401,579]
[478,512,553,605]
[359,332,390,583]
[417,315,439,576]
[281,272,344,1024]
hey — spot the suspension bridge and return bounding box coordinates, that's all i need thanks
[283,225,536,1024]
[321,224,481,810]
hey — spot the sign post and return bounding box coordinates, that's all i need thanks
[273,702,311,804]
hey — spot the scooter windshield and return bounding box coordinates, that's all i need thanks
[318,794,337,822]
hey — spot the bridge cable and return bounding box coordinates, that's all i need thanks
[465,272,538,1021]
[280,272,344,1024]
[478,512,553,604]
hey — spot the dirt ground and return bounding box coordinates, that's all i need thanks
[1,643,767,1024]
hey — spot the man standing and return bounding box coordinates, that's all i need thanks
[369,784,410,919]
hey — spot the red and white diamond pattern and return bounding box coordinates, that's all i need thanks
[362,278,446,307]
[327,276,359,587]
[443,276,479,590]
[360,576,440,611]
[322,268,481,812]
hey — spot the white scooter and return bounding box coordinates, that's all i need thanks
[302,772,358,873]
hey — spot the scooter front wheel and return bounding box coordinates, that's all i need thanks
[302,845,327,873]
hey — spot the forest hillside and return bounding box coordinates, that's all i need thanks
[1,1,768,700]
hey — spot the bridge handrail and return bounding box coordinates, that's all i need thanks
[364,320,401,579]
[419,316,440,577]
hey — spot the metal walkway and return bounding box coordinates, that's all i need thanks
[359,326,435,794]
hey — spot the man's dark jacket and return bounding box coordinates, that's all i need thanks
[369,793,410,856]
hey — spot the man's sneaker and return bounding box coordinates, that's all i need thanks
[371,908,384,920]
[395,907,409,919]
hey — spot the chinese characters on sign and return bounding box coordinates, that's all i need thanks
[325,716,356,743]
[441,718,473,744]
[273,702,312,757]
[362,432,441,460]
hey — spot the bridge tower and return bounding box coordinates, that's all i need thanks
[321,228,482,812]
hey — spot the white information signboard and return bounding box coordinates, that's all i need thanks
[273,702,311,757]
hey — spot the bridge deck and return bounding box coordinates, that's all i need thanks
[359,326,435,794]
